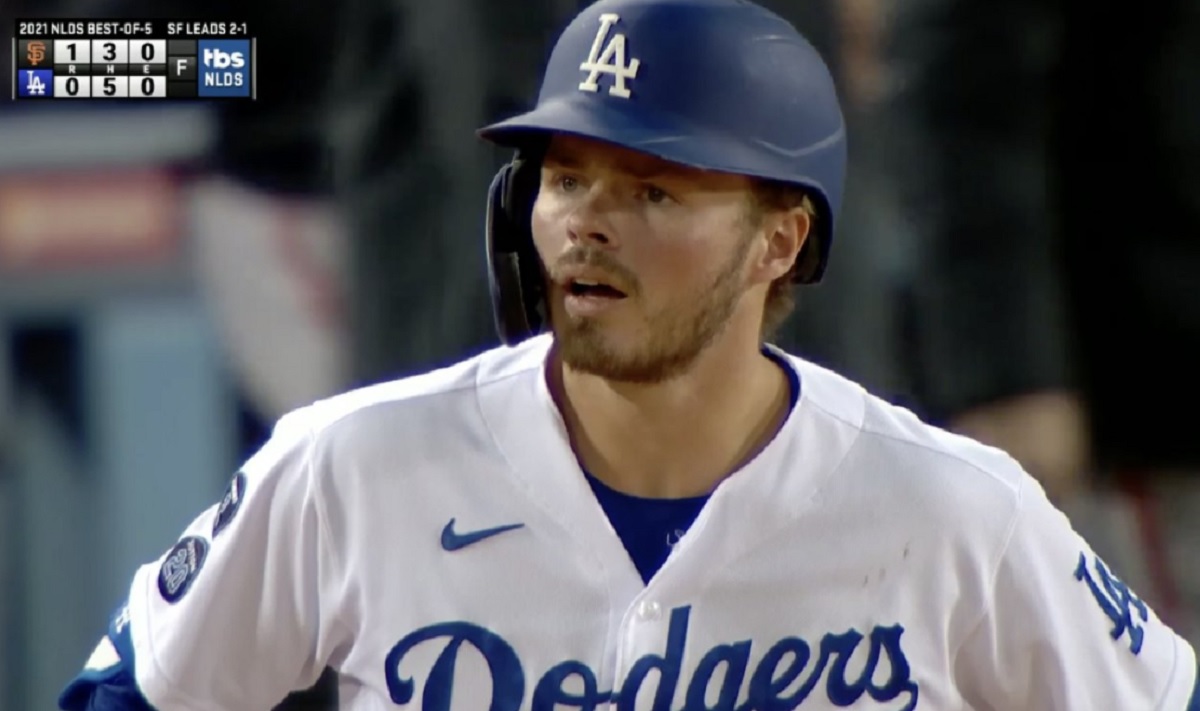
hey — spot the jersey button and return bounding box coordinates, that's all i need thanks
[637,600,662,621]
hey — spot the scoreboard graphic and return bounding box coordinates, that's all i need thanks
[12,20,255,100]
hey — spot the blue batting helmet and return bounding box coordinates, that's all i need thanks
[478,0,847,345]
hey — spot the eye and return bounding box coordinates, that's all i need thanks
[557,174,580,192]
[642,184,671,204]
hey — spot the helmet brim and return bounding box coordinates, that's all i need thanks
[480,94,840,191]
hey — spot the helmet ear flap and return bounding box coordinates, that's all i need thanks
[485,155,546,345]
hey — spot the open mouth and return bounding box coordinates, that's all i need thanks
[567,279,627,299]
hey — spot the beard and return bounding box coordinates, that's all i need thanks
[552,232,755,384]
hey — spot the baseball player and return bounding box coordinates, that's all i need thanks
[61,0,1198,709]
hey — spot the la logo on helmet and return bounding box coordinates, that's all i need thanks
[578,13,641,99]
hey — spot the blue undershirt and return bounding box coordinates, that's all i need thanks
[584,350,800,584]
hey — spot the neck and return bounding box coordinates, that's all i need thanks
[549,331,791,499]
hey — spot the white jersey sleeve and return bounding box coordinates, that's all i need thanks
[955,475,1198,710]
[124,406,341,710]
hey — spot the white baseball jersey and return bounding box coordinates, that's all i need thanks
[65,335,1198,710]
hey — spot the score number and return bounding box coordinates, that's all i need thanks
[56,74,166,99]
[56,76,163,98]
[56,38,162,62]
[52,39,168,99]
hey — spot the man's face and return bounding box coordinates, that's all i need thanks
[531,134,763,383]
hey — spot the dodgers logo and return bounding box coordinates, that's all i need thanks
[385,606,919,710]
[578,13,641,99]
[1075,551,1150,654]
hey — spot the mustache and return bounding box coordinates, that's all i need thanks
[548,249,639,294]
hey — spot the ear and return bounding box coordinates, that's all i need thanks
[754,207,811,284]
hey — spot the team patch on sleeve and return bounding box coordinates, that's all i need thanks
[212,470,247,537]
[1074,551,1150,654]
[157,536,209,604]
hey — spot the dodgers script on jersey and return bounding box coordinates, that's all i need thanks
[65,336,1197,710]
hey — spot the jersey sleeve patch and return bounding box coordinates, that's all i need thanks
[212,471,247,538]
[58,604,154,711]
[1074,551,1151,655]
[156,536,209,604]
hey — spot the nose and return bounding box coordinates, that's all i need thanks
[564,188,618,249]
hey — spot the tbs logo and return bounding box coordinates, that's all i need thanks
[198,40,251,97]
[203,47,245,69]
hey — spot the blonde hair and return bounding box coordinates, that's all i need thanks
[748,179,818,339]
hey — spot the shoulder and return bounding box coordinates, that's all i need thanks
[782,349,1026,495]
[229,336,549,499]
[243,336,553,518]
[781,349,1030,545]
[279,336,551,452]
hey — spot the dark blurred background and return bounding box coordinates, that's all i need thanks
[1,0,1197,708]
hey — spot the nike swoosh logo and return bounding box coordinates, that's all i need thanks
[440,518,525,551]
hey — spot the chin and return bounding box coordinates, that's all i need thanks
[553,322,707,385]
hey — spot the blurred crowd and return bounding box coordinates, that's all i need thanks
[1,0,1197,708]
